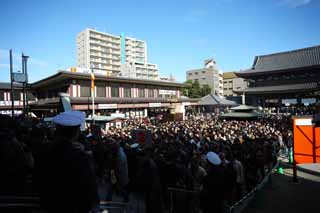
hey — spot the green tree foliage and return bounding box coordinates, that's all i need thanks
[200,84,211,97]
[182,80,212,98]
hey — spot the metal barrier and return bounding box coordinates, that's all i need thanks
[100,201,132,213]
[0,196,131,213]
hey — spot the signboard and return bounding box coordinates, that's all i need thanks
[159,89,176,95]
[282,99,297,105]
[295,118,312,126]
[149,102,161,107]
[131,129,152,145]
[13,73,26,83]
[98,104,117,109]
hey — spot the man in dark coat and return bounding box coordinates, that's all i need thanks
[200,151,225,213]
[34,111,98,213]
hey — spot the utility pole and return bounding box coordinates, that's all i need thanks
[10,49,14,118]
[22,54,29,116]
[22,53,26,113]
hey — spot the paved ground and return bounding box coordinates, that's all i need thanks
[244,162,320,213]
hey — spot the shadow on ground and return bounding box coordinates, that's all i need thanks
[244,166,320,213]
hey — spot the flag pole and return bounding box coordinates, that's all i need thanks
[91,64,95,119]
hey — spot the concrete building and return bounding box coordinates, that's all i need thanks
[76,28,159,80]
[186,58,223,96]
[223,72,248,96]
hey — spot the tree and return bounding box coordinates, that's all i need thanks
[190,80,201,98]
[183,80,210,98]
[200,84,211,97]
[182,80,193,97]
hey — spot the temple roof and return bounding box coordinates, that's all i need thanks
[198,94,238,106]
[236,45,320,77]
[31,71,187,88]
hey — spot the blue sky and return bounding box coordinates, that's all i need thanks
[0,0,319,83]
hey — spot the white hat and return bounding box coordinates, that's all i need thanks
[53,111,85,127]
[206,152,221,165]
[130,143,139,149]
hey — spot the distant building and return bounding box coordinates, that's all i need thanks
[159,76,176,82]
[235,45,320,107]
[76,28,159,80]
[223,72,248,96]
[186,58,223,96]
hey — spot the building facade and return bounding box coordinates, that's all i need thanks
[186,58,223,96]
[223,72,248,97]
[26,71,196,119]
[0,83,35,115]
[76,28,159,79]
[235,45,320,107]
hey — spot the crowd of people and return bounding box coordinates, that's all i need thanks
[0,111,294,213]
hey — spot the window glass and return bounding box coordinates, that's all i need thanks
[0,91,4,101]
[111,85,119,97]
[97,86,106,97]
[81,86,91,97]
[13,91,21,100]
[124,87,131,97]
[138,88,145,98]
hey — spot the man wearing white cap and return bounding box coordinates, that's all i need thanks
[34,111,98,213]
[200,151,225,213]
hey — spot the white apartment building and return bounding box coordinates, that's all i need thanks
[77,28,159,80]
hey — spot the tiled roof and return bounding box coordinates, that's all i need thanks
[223,72,236,79]
[237,45,320,75]
[0,82,23,89]
[198,94,237,106]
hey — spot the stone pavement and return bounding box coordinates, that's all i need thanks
[244,162,320,213]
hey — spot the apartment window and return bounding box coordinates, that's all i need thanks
[195,72,198,75]
[202,78,206,80]
[97,86,106,97]
[138,88,145,98]
[202,71,206,74]
[124,87,131,97]
[111,85,119,97]
[0,91,4,101]
[81,85,91,97]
